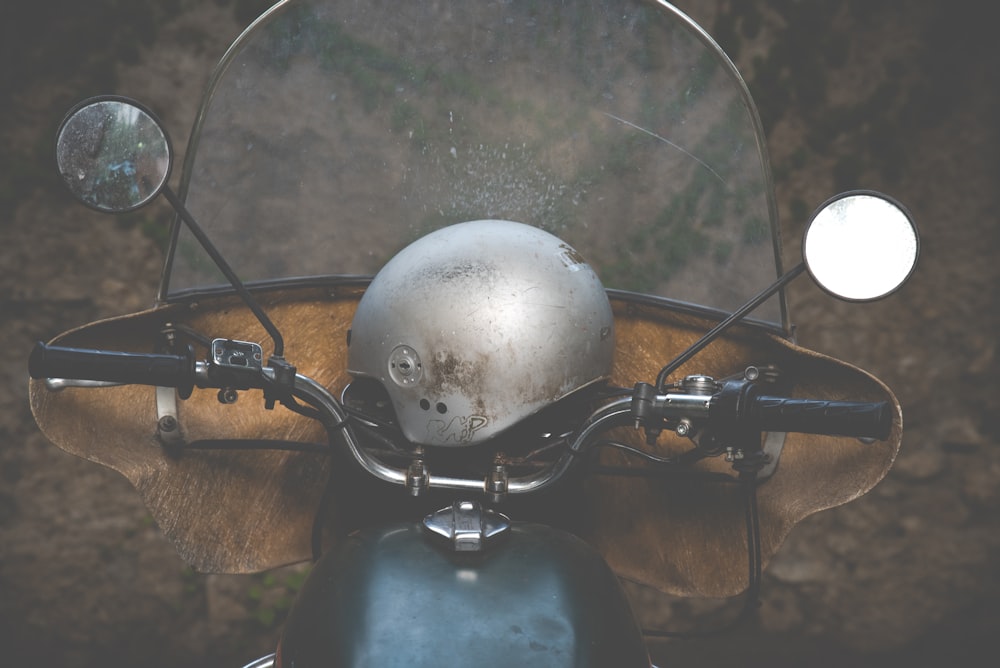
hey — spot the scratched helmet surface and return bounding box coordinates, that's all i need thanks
[346,220,615,447]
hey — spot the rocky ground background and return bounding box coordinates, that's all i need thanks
[1,1,997,666]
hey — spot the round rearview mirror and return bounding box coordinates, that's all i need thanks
[55,96,172,213]
[802,191,919,302]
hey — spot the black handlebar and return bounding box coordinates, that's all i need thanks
[31,342,893,443]
[29,342,196,398]
[749,394,892,440]
[709,379,892,441]
[634,379,893,443]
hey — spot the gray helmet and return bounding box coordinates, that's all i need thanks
[346,220,615,447]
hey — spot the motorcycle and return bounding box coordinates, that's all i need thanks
[28,1,918,666]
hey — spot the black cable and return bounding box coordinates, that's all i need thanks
[278,392,324,423]
[182,439,330,453]
[641,477,763,640]
[310,446,339,562]
[566,417,765,639]
[589,438,726,468]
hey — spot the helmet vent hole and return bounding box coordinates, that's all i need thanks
[436,402,448,414]
[420,399,430,411]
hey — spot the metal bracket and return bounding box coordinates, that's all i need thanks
[757,430,786,480]
[155,385,184,446]
[422,500,511,552]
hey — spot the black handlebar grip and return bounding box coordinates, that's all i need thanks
[751,394,893,440]
[29,342,196,397]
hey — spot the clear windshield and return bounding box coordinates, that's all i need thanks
[164,0,786,327]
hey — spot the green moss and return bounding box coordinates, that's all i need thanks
[245,565,312,630]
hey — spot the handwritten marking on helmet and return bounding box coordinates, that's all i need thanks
[428,415,489,444]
